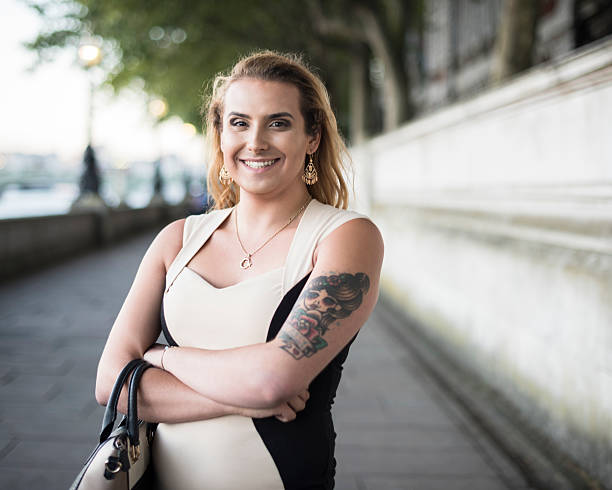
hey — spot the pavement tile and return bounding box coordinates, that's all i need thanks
[334,397,459,430]
[333,473,362,490]
[0,422,13,441]
[337,426,476,451]
[0,469,49,490]
[448,417,532,489]
[340,367,433,395]
[54,340,106,362]
[0,436,17,459]
[0,415,100,444]
[0,439,94,470]
[6,312,69,331]
[0,365,18,384]
[361,475,511,490]
[0,374,62,404]
[0,400,98,423]
[0,358,72,377]
[336,446,497,477]
[0,337,62,357]
[65,361,102,381]
[0,468,76,490]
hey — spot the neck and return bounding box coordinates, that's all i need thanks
[235,188,312,235]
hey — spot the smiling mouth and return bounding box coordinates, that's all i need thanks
[240,158,279,169]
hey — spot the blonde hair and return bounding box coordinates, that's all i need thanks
[202,50,351,210]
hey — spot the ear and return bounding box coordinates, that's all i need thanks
[307,127,321,154]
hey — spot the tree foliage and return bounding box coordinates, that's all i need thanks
[490,0,542,84]
[25,0,425,141]
[307,0,424,133]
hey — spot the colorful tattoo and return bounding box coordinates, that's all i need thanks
[278,272,370,359]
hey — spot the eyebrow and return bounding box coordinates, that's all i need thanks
[269,112,294,119]
[227,111,294,120]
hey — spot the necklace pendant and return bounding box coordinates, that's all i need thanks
[234,198,310,271]
[240,255,253,269]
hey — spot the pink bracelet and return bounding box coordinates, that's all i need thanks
[160,345,173,371]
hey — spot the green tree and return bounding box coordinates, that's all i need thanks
[307,0,424,136]
[490,0,542,84]
[25,0,424,141]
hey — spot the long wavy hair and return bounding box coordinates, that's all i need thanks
[202,50,351,210]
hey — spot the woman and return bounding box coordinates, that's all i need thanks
[95,50,384,489]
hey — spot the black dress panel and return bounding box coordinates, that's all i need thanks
[254,273,356,489]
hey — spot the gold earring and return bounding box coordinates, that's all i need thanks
[302,154,318,185]
[219,165,232,185]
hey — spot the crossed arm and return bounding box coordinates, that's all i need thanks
[95,217,383,422]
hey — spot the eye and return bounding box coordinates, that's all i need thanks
[306,291,319,300]
[229,118,247,127]
[270,119,290,128]
[322,297,337,307]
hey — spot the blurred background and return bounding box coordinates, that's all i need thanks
[1,0,611,489]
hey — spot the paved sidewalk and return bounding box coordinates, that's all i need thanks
[0,231,531,489]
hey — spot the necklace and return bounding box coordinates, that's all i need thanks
[235,198,311,269]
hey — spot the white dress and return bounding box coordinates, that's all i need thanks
[153,199,368,490]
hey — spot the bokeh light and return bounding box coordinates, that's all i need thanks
[148,98,168,119]
[78,43,101,67]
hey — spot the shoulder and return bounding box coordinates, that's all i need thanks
[153,208,234,271]
[312,202,384,264]
[309,200,362,221]
[152,218,186,272]
[319,217,383,256]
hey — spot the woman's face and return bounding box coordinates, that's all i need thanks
[220,78,319,198]
[304,288,341,313]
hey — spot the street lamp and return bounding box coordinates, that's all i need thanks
[71,39,105,211]
[78,40,102,148]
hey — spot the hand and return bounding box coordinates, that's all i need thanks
[274,388,310,422]
[238,403,296,422]
[237,389,310,423]
[286,389,310,414]
[143,343,166,369]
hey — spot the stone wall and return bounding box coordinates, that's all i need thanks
[0,204,188,280]
[352,38,612,485]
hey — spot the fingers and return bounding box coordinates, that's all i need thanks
[275,389,310,422]
[240,390,310,421]
[274,403,296,423]
[287,395,306,413]
[142,344,165,369]
[287,389,310,412]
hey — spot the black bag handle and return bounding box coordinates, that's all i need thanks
[99,359,145,443]
[127,360,152,447]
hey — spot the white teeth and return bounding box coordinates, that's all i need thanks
[242,159,276,168]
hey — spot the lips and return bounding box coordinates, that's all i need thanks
[240,158,280,169]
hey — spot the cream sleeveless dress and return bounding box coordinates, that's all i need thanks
[153,199,368,490]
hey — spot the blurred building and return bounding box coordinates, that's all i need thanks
[414,0,612,111]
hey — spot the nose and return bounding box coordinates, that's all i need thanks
[246,124,268,153]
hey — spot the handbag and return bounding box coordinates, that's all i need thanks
[70,359,157,489]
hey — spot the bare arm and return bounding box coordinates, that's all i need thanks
[148,218,384,408]
[100,367,300,423]
[95,219,303,423]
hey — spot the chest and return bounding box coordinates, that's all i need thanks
[186,221,304,289]
[164,265,284,349]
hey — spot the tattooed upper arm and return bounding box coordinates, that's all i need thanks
[278,272,371,359]
[270,217,383,393]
